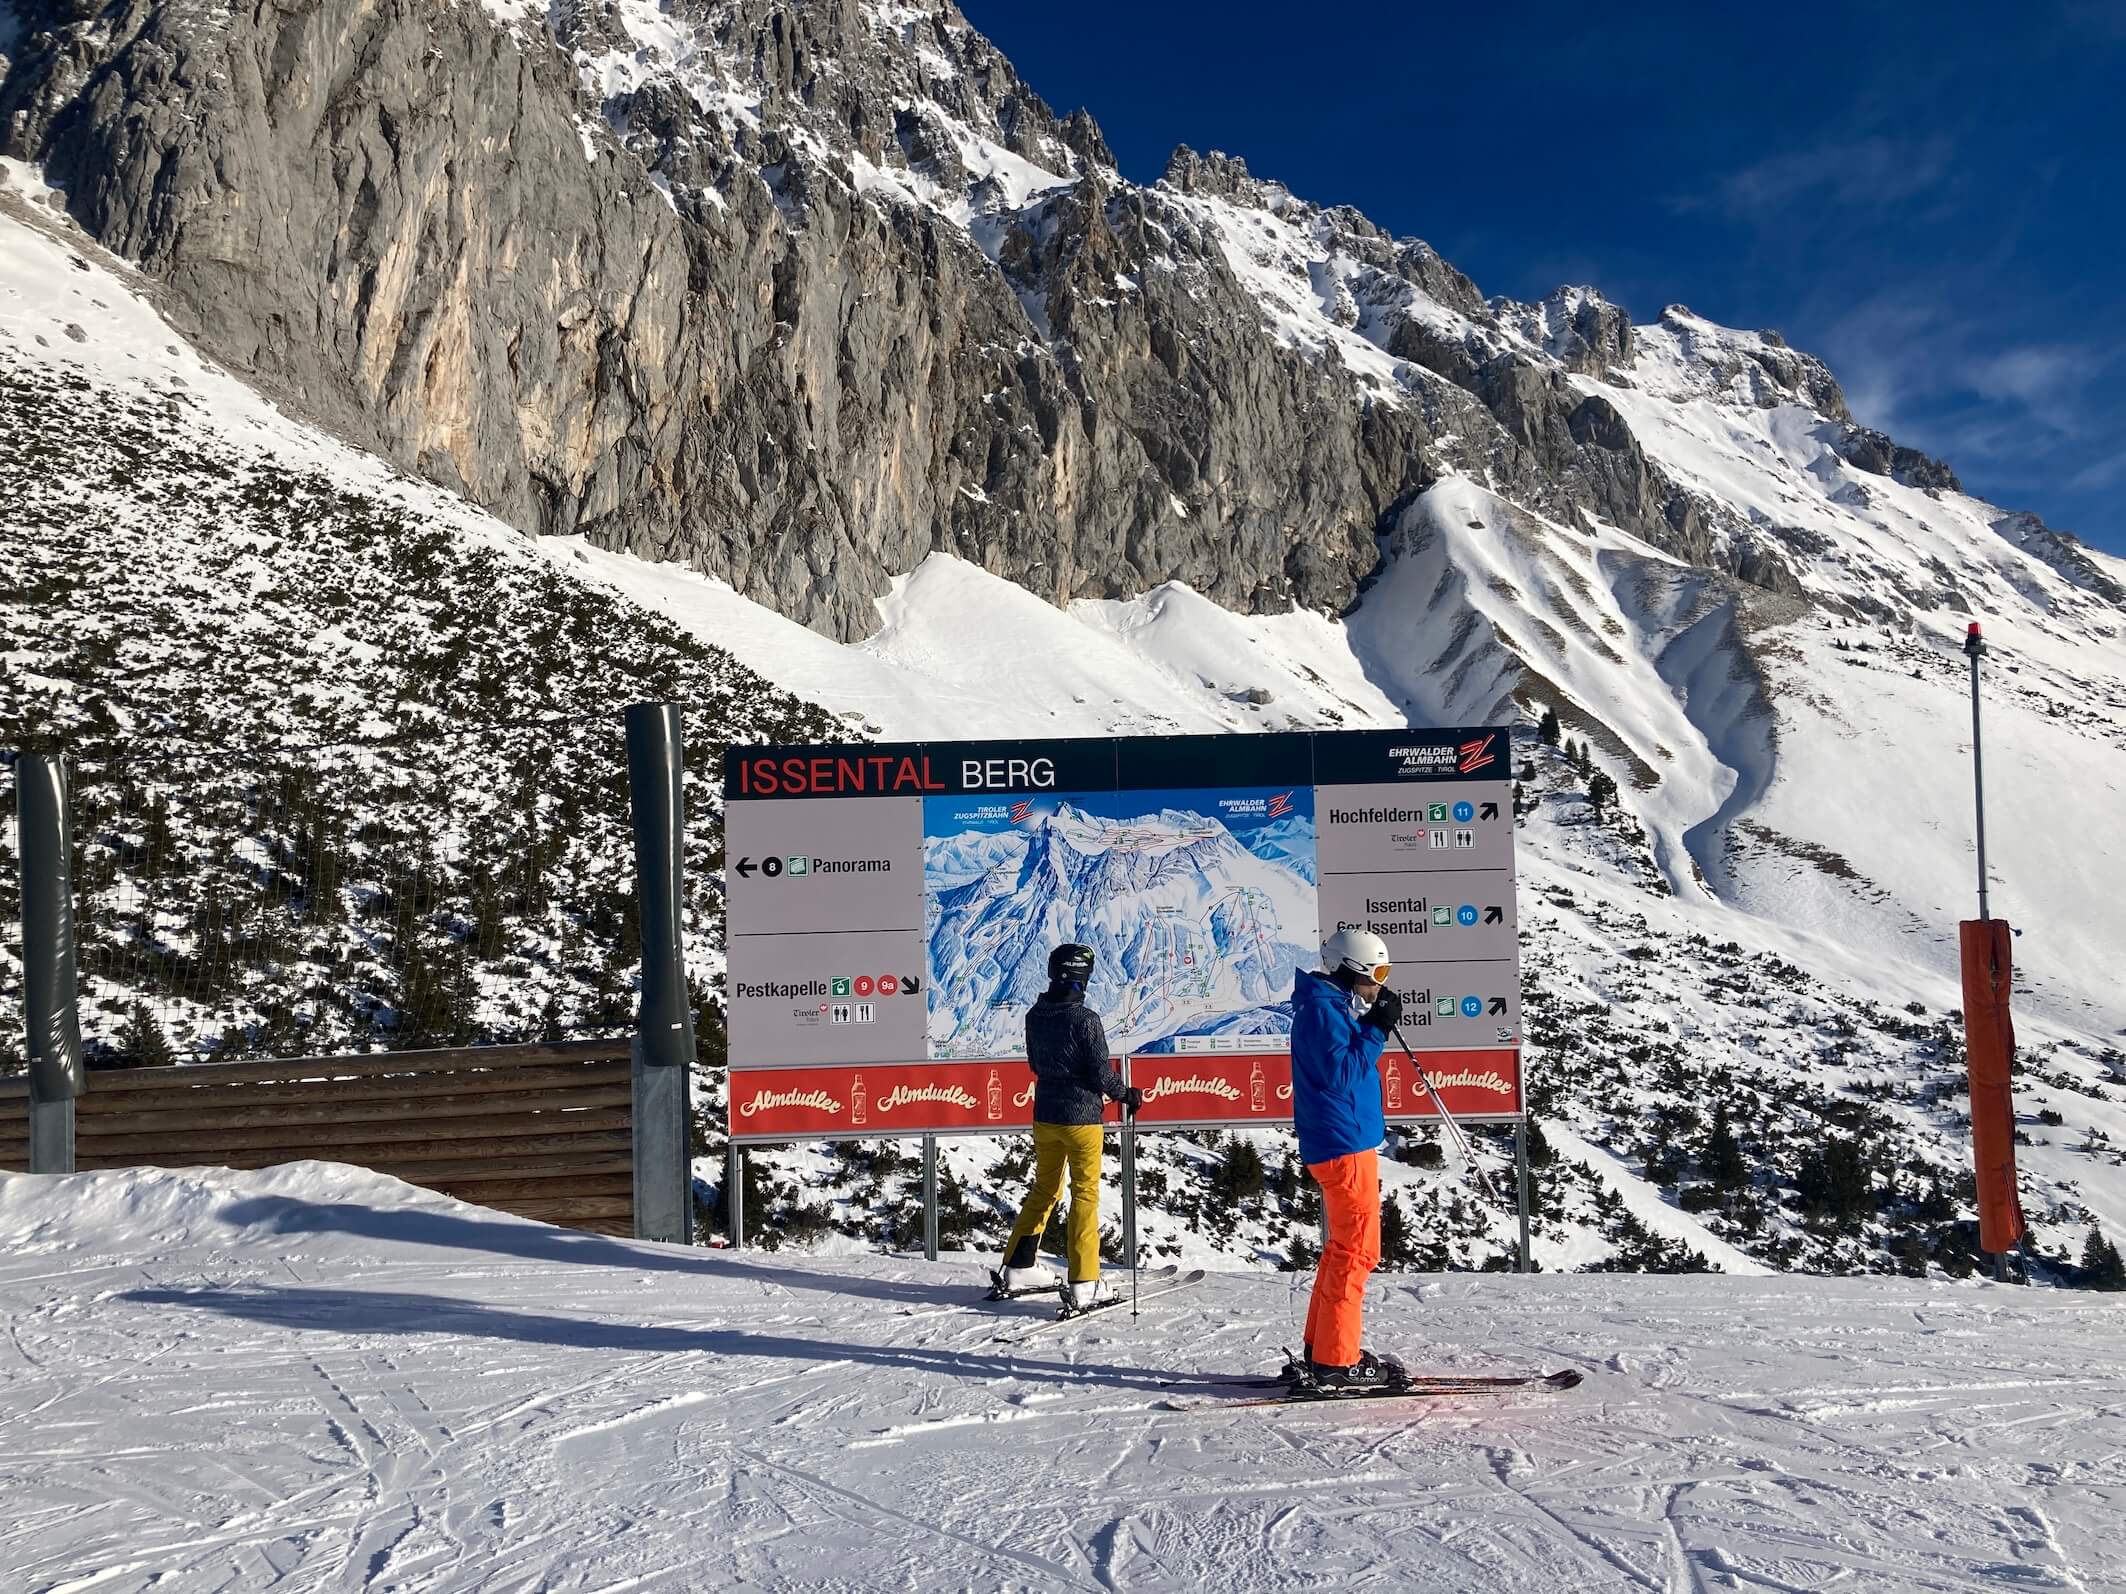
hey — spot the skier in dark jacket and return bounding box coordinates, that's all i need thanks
[1289,927,1404,1389]
[994,943,1144,1309]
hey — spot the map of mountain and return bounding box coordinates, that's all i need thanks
[926,800,1318,1057]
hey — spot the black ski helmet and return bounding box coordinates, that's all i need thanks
[1047,943,1096,983]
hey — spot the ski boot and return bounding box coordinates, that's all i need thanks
[1305,1350,1405,1393]
[986,1262,1060,1299]
[1060,1276,1120,1316]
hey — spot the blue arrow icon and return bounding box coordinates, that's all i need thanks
[1459,996,1483,1018]
[1453,800,1475,823]
[1456,904,1479,927]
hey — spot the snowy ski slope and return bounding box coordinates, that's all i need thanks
[3,1162,2122,1592]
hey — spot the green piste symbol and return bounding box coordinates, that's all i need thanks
[786,855,810,876]
[830,977,852,997]
[1432,906,1453,925]
[1435,996,1457,1018]
[1427,803,1448,823]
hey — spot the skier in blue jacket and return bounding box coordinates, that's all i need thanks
[1289,928,1404,1389]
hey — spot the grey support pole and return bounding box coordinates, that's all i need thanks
[1965,623,1991,922]
[1514,1116,1533,1273]
[922,1134,940,1261]
[727,1142,745,1249]
[19,751,84,1174]
[625,704,694,1245]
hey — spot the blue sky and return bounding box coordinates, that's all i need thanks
[963,1,2125,555]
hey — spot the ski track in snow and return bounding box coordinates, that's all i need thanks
[3,1166,2123,1592]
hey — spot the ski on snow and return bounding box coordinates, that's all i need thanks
[981,1263,1187,1303]
[990,1268,1208,1342]
[1159,1367,1583,1412]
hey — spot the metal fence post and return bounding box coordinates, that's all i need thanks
[18,750,84,1173]
[1515,1116,1533,1273]
[625,704,694,1245]
[922,1134,939,1261]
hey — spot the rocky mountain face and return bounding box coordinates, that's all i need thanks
[11,0,2093,649]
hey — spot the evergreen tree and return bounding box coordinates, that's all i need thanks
[1704,1102,1747,1192]
[117,1001,177,1068]
[470,863,507,959]
[1588,769,1619,814]
[1379,1190,1419,1270]
[1537,707,1561,747]
[139,794,176,879]
[2081,1226,2126,1290]
[1210,1137,1267,1206]
[1524,1115,1555,1168]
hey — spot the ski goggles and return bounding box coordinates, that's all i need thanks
[1347,959,1392,984]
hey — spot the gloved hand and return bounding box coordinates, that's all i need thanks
[1120,1085,1146,1115]
[1362,987,1403,1034]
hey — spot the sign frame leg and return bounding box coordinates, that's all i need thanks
[1514,1114,1532,1273]
[922,1134,939,1261]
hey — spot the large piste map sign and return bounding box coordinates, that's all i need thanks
[723,728,1520,1140]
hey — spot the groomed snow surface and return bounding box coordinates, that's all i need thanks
[4,1164,2121,1593]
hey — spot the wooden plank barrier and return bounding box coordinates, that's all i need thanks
[0,1075,25,1173]
[0,1042,636,1236]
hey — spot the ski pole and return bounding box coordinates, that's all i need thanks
[1123,1109,1140,1318]
[1393,1025,1505,1207]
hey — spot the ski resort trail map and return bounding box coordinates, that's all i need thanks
[925,787,1318,1059]
[3,1163,2122,1592]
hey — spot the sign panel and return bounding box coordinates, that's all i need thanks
[728,1048,1521,1142]
[723,728,1520,1080]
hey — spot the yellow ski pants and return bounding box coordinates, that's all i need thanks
[1004,1122,1105,1282]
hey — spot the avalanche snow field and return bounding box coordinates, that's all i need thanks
[2,1165,2119,1593]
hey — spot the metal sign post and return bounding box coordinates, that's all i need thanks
[726,1142,745,1249]
[625,704,695,1245]
[18,749,85,1173]
[1514,1117,1533,1273]
[922,1134,940,1260]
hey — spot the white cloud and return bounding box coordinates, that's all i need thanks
[1678,135,1956,220]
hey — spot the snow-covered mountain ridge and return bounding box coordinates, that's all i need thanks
[6,0,2118,647]
[7,171,2125,1291]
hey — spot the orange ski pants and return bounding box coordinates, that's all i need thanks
[1304,1150,1381,1367]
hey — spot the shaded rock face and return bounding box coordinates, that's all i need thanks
[1833,426,1962,493]
[0,0,2000,639]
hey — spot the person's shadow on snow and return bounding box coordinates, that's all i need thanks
[218,1194,999,1309]
[118,1284,1235,1397]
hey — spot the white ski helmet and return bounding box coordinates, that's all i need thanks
[1321,927,1391,985]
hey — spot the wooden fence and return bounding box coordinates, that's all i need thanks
[0,1040,636,1235]
[0,1077,23,1173]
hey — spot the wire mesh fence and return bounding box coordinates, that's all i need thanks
[1,720,670,1075]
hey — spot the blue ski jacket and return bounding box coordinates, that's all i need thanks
[1290,969,1387,1165]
